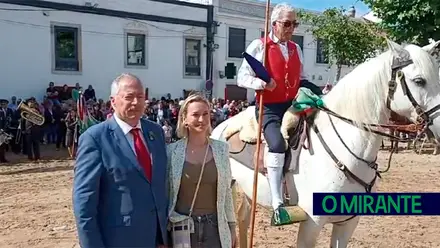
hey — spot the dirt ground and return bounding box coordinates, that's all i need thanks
[0,144,439,248]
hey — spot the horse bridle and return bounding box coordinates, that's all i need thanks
[386,58,440,127]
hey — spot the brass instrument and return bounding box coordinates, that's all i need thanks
[17,101,45,126]
[15,120,22,144]
[0,129,13,146]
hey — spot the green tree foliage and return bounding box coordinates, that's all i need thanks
[298,7,386,80]
[362,0,440,45]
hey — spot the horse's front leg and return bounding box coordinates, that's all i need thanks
[418,135,428,154]
[432,143,439,155]
[237,193,251,248]
[329,217,360,248]
[297,217,325,248]
[433,140,440,155]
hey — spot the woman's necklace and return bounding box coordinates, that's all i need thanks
[188,145,208,159]
[187,139,210,164]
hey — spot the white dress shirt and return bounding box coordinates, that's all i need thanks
[237,31,308,91]
[157,108,164,124]
[114,114,149,156]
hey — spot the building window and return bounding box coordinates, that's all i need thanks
[291,35,304,51]
[228,27,246,58]
[316,38,328,64]
[53,25,80,71]
[126,33,146,66]
[184,38,201,76]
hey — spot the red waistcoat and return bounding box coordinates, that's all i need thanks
[256,37,301,104]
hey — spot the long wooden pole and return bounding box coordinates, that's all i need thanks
[248,0,271,247]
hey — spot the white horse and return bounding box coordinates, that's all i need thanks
[211,40,440,248]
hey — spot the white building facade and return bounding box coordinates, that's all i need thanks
[0,0,210,101]
[211,0,354,101]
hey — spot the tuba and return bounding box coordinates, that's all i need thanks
[17,101,45,126]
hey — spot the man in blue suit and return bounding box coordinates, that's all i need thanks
[73,73,168,248]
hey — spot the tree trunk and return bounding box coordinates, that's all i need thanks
[335,64,342,82]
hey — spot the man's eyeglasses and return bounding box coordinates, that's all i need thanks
[277,20,299,28]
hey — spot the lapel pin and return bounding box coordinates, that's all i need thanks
[148,131,155,141]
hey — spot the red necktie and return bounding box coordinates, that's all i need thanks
[131,128,152,181]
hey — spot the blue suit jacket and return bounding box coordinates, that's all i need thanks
[73,117,168,248]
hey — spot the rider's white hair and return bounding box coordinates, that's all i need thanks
[270,3,296,24]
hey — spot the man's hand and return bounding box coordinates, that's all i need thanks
[264,79,277,91]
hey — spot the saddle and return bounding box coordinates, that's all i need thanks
[223,106,301,143]
[225,109,310,175]
[224,87,321,143]
[224,88,321,175]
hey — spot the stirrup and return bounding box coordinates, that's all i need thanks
[270,205,294,226]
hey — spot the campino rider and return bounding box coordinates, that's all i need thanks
[237,2,307,226]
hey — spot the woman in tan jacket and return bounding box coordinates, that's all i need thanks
[167,94,236,247]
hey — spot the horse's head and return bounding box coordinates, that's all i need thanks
[386,39,440,139]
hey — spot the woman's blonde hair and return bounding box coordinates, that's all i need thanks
[176,93,212,139]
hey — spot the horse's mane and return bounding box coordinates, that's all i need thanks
[318,44,438,131]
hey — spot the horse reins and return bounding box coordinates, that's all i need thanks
[307,55,440,224]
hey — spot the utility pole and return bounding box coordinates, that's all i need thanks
[205,5,219,100]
